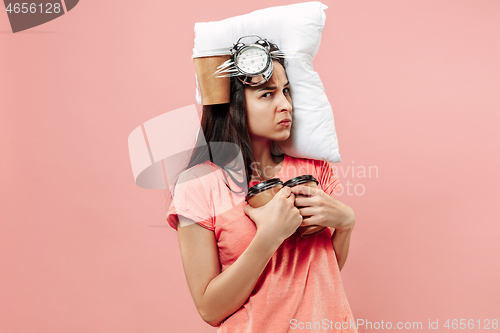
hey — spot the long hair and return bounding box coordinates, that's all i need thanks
[186,43,287,187]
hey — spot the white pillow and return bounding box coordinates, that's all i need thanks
[193,1,340,163]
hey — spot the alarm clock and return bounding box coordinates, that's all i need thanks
[231,36,274,86]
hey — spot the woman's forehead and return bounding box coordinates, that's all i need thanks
[269,61,288,84]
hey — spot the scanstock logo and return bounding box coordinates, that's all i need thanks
[3,0,79,33]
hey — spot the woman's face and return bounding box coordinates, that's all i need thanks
[244,61,293,142]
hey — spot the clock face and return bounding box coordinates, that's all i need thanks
[235,46,269,75]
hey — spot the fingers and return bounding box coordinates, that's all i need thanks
[298,207,315,217]
[279,186,292,197]
[276,186,296,205]
[299,216,317,227]
[294,195,311,207]
[290,185,319,197]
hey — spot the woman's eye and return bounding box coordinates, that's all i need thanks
[261,92,272,98]
[283,87,290,94]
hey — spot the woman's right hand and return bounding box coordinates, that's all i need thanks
[244,186,302,246]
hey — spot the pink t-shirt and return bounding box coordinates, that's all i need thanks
[167,155,357,333]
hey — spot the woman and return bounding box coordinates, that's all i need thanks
[167,41,357,332]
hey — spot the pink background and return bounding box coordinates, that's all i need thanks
[1,1,499,332]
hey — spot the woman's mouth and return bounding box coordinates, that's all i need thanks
[278,119,292,127]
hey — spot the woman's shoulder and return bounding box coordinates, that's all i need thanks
[177,161,243,190]
[177,160,223,181]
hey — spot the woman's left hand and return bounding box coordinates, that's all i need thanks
[290,185,355,232]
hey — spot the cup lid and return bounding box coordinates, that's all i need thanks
[246,178,283,200]
[283,175,318,187]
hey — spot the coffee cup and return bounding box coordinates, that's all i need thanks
[245,178,284,208]
[284,175,327,238]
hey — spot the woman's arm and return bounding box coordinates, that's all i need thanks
[330,224,354,271]
[177,186,302,327]
[290,186,355,270]
[178,221,279,326]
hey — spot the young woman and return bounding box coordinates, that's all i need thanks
[167,42,357,333]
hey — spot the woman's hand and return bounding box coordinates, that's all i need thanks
[290,185,355,232]
[244,186,303,246]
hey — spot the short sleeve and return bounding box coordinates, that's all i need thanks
[315,160,342,196]
[166,165,216,231]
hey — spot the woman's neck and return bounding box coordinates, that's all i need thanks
[250,138,284,181]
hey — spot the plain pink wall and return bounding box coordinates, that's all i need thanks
[1,1,499,332]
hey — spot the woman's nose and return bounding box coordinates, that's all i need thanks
[277,92,292,112]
